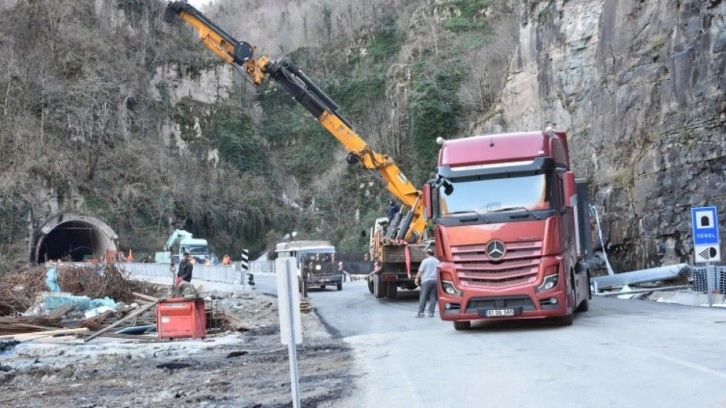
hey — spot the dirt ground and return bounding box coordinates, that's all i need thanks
[0,289,355,408]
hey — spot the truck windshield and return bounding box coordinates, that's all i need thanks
[187,245,209,255]
[439,174,550,216]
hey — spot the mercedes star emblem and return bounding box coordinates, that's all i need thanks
[486,240,506,260]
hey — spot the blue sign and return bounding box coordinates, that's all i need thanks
[691,207,720,245]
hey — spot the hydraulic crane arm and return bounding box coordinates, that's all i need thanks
[164,1,425,242]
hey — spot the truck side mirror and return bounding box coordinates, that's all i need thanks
[423,183,433,219]
[563,171,576,208]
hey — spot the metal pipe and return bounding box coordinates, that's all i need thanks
[592,263,691,290]
[595,284,691,296]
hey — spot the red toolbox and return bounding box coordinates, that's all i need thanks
[156,297,206,339]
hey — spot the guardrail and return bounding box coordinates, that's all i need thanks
[117,260,276,285]
[120,262,243,284]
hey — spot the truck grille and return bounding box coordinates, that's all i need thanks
[451,240,542,289]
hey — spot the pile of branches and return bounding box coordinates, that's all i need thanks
[56,264,156,304]
[0,263,161,316]
[0,265,50,316]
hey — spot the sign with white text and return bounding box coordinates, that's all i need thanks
[692,206,721,263]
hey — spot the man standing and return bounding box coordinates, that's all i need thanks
[415,248,439,317]
[386,200,400,221]
[177,251,194,283]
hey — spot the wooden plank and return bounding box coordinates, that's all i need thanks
[84,300,159,343]
[0,328,88,341]
[47,303,79,319]
[132,292,159,302]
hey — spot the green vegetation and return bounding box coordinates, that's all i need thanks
[442,0,491,33]
[367,15,404,62]
[409,61,466,183]
[326,70,386,116]
[116,0,145,24]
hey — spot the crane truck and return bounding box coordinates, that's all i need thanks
[154,229,210,265]
[164,1,429,299]
[422,129,593,329]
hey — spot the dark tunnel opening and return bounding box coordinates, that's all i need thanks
[36,220,109,263]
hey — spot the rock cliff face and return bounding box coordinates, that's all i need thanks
[477,0,726,271]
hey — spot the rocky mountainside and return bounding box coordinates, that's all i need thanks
[0,0,722,272]
[476,0,725,271]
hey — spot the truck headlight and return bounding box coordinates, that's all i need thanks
[441,280,462,297]
[536,274,559,293]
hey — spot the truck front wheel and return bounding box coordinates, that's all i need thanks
[367,277,374,294]
[555,312,574,326]
[453,321,471,331]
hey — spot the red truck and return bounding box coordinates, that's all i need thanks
[423,128,593,330]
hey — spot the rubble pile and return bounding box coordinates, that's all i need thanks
[0,269,355,407]
[0,263,164,340]
[0,265,51,316]
[0,264,160,316]
[56,263,156,304]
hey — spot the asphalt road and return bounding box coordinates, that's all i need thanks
[254,273,726,408]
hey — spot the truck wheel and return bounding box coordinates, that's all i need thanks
[576,297,589,313]
[453,321,471,331]
[555,312,574,326]
[336,282,342,291]
[576,274,591,313]
[367,277,374,294]
[321,285,326,290]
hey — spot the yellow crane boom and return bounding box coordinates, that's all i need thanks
[164,1,425,243]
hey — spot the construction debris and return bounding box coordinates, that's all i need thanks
[84,300,160,342]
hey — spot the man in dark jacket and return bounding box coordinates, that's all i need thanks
[386,200,400,221]
[177,252,194,283]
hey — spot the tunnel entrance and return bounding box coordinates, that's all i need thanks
[34,213,118,263]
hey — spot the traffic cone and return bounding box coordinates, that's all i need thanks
[128,249,134,262]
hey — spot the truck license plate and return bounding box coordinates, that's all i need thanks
[485,308,515,317]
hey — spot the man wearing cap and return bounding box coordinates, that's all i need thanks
[415,247,439,317]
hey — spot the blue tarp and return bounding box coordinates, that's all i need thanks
[45,267,60,292]
[44,295,117,311]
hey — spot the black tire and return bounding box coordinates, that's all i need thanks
[576,272,591,313]
[576,297,589,313]
[367,277,374,294]
[336,282,342,291]
[320,285,326,290]
[453,321,471,331]
[555,312,574,326]
[557,273,576,325]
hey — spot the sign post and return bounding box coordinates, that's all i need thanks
[241,249,253,286]
[691,206,721,307]
[276,257,302,407]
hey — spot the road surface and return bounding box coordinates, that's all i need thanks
[254,274,726,408]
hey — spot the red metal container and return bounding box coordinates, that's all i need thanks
[156,298,206,339]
